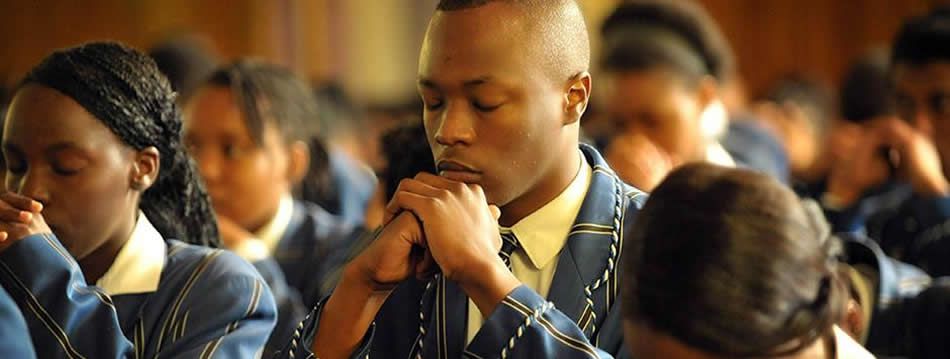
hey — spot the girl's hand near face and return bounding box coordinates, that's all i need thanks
[0,192,50,253]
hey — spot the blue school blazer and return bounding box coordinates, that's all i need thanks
[277,144,647,359]
[254,200,356,357]
[0,285,36,358]
[0,234,277,359]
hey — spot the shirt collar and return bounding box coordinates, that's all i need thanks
[96,212,167,296]
[254,194,295,254]
[500,151,592,269]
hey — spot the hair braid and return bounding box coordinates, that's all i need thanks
[21,41,220,247]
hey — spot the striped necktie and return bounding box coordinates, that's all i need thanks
[499,231,520,270]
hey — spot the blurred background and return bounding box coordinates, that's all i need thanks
[1,0,944,105]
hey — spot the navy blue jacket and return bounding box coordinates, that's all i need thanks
[277,144,647,359]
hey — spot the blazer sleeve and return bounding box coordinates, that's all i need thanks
[0,285,37,359]
[465,285,615,359]
[0,233,278,359]
[252,257,310,358]
[272,297,376,359]
[0,234,136,358]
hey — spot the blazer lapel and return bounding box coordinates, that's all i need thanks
[547,144,623,337]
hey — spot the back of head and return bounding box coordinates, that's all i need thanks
[149,36,217,99]
[22,41,219,247]
[892,7,950,67]
[840,49,895,123]
[601,0,734,84]
[623,163,846,356]
[380,120,436,201]
[766,75,834,133]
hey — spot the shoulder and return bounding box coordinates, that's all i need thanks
[291,200,357,241]
[163,240,267,289]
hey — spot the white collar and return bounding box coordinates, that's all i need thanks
[96,212,167,296]
[254,194,295,254]
[500,151,592,269]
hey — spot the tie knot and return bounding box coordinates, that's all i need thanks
[499,231,520,269]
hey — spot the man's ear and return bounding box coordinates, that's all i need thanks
[564,71,592,126]
[287,140,311,185]
[130,146,160,191]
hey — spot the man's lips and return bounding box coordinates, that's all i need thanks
[437,160,482,183]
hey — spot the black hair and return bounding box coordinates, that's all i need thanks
[201,60,335,205]
[601,0,734,84]
[148,36,217,99]
[892,7,950,67]
[203,59,319,145]
[379,120,436,201]
[840,49,895,123]
[623,163,846,357]
[765,74,834,133]
[21,41,219,247]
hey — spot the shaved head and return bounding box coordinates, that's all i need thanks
[418,0,594,224]
[432,0,590,86]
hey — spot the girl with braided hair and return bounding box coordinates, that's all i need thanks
[0,41,276,358]
[621,163,872,358]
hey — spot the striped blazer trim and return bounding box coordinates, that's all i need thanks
[501,297,600,358]
[0,260,87,359]
[155,250,222,356]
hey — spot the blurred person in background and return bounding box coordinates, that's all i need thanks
[148,35,218,101]
[311,83,378,227]
[600,0,787,191]
[183,60,356,356]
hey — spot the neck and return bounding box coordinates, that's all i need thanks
[498,144,581,227]
[78,212,137,285]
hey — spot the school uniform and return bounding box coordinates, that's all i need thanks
[232,196,357,356]
[721,117,790,185]
[801,180,913,235]
[0,285,36,358]
[832,326,875,359]
[277,143,647,359]
[840,233,931,355]
[872,194,950,276]
[0,213,277,358]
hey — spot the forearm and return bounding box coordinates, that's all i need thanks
[311,265,390,359]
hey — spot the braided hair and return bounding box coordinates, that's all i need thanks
[20,41,220,247]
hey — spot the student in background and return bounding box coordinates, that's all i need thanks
[0,41,276,358]
[622,163,872,358]
[800,50,914,234]
[363,120,435,229]
[599,0,787,191]
[311,83,378,227]
[832,8,950,276]
[183,60,355,355]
